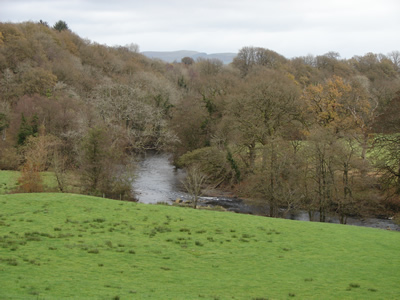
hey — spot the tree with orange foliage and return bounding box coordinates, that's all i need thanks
[17,160,43,193]
[302,76,371,222]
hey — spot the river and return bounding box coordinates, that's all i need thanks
[133,153,400,231]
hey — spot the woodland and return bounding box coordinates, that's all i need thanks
[1,21,400,223]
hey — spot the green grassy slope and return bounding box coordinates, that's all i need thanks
[0,193,399,299]
[0,171,59,194]
[0,171,19,194]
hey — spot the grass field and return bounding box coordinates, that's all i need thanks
[0,193,399,299]
[0,171,19,194]
[0,170,70,194]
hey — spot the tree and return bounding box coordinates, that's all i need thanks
[182,165,207,209]
[181,56,194,65]
[39,20,49,27]
[244,137,303,217]
[18,125,70,192]
[233,46,287,76]
[301,76,374,222]
[21,127,58,172]
[79,127,108,195]
[228,69,300,170]
[92,81,178,152]
[17,113,33,146]
[0,101,10,141]
[0,69,20,103]
[53,20,69,32]
[78,126,135,200]
[224,69,302,216]
[373,93,400,194]
[125,43,140,53]
[178,146,239,187]
[52,148,68,193]
[18,67,57,96]
[304,128,338,222]
[387,51,400,71]
[351,53,398,82]
[17,159,43,193]
[195,58,223,76]
[18,126,55,193]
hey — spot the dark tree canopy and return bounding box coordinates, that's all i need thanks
[181,56,194,65]
[53,20,69,32]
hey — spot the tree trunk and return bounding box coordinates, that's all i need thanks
[339,162,350,224]
[396,161,400,194]
[248,142,256,171]
[269,143,277,217]
[193,195,198,209]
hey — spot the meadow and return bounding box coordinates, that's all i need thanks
[0,170,75,195]
[0,193,399,299]
[0,171,19,194]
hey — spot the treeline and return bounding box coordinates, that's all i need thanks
[175,48,400,222]
[0,21,177,199]
[1,21,400,222]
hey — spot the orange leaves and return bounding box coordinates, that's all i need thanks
[302,76,353,131]
[17,160,44,193]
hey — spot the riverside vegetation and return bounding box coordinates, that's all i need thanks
[1,20,400,299]
[1,21,400,222]
[0,193,399,299]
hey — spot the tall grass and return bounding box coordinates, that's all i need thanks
[0,193,399,299]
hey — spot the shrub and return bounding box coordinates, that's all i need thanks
[17,161,43,193]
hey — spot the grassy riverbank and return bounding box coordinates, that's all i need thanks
[0,193,399,299]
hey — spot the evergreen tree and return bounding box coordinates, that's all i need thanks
[31,114,39,136]
[80,127,107,195]
[17,113,32,146]
[53,20,69,32]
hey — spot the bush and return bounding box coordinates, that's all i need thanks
[17,161,43,193]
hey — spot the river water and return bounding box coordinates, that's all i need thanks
[132,153,188,204]
[133,153,400,231]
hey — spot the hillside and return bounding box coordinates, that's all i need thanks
[1,21,400,222]
[0,193,399,299]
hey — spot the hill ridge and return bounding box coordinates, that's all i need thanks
[141,50,237,64]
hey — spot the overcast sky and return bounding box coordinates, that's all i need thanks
[1,0,399,58]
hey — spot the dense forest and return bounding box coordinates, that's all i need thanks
[1,21,400,223]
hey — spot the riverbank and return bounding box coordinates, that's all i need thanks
[133,154,400,231]
[199,187,400,231]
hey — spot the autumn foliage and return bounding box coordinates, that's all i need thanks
[17,160,43,193]
[0,21,400,219]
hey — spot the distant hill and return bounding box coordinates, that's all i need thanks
[141,50,237,64]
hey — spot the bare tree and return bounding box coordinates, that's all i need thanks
[125,43,140,53]
[182,166,207,209]
[388,51,400,71]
